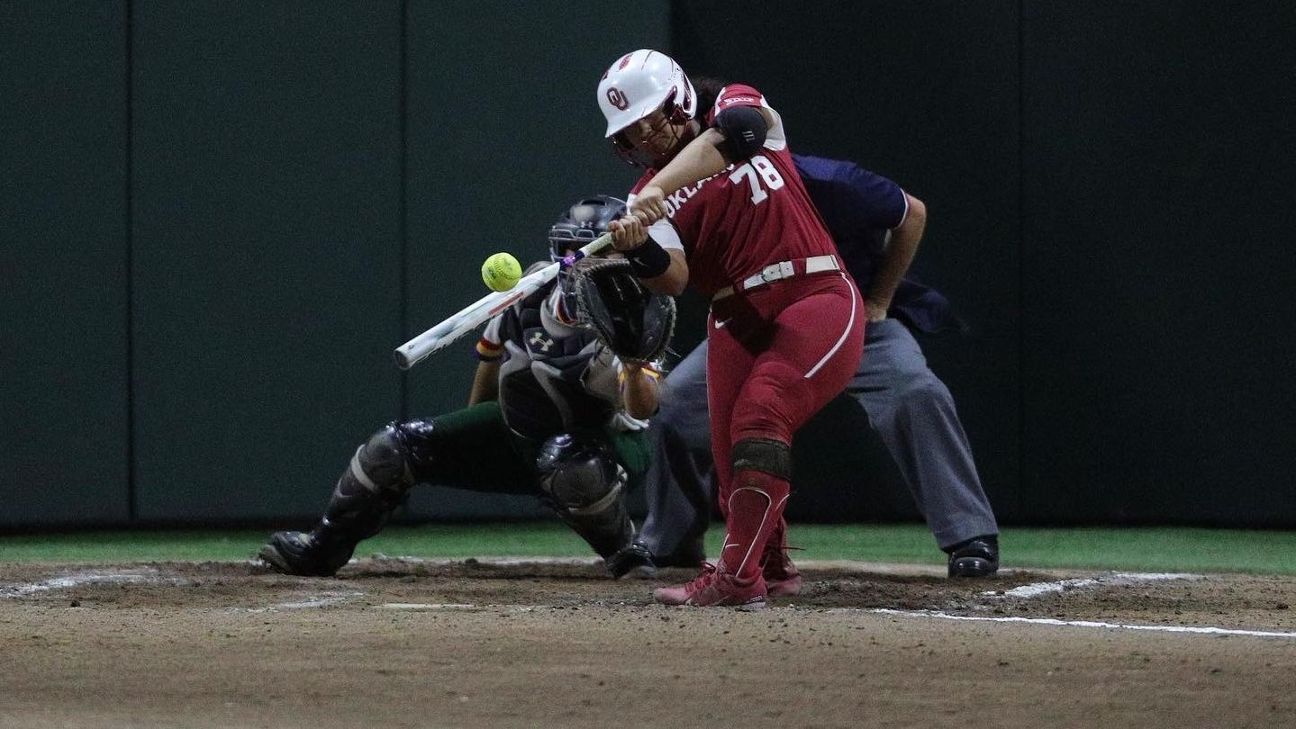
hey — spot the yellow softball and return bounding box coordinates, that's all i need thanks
[481,252,523,292]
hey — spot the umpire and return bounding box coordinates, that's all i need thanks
[259,196,673,579]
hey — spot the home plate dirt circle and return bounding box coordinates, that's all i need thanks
[1,558,1294,728]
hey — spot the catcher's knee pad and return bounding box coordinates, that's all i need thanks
[536,433,634,561]
[731,438,792,481]
[342,422,418,499]
[536,434,625,513]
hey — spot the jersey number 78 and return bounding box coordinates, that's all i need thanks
[729,154,785,205]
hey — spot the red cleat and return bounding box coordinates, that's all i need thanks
[763,549,803,597]
[653,563,767,610]
[760,519,802,597]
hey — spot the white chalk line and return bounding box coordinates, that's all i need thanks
[379,603,556,614]
[0,568,184,598]
[381,603,480,611]
[385,602,1296,639]
[366,554,602,568]
[6,567,1288,639]
[983,572,1201,599]
[1,568,363,612]
[253,592,367,611]
[354,555,949,576]
[866,608,1296,639]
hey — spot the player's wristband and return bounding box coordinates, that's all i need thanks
[625,236,672,279]
[475,337,503,362]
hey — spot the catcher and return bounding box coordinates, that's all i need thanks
[258,195,675,579]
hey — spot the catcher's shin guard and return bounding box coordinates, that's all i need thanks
[320,423,416,538]
[536,434,638,571]
[262,422,419,576]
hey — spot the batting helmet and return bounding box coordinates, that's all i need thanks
[597,49,697,138]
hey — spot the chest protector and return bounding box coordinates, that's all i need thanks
[496,287,616,441]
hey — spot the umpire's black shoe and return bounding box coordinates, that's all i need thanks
[606,541,656,579]
[946,535,1000,578]
[258,530,354,577]
[649,537,707,569]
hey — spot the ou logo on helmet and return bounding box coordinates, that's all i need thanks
[606,87,629,111]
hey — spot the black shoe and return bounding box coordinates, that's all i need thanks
[258,530,354,577]
[605,541,656,579]
[649,538,707,569]
[946,535,1000,578]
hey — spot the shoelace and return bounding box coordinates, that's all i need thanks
[685,562,719,593]
[759,544,805,576]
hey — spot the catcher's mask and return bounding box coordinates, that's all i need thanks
[548,195,627,261]
[549,195,627,317]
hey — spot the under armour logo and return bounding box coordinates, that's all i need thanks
[529,331,554,352]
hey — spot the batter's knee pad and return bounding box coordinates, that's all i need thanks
[536,434,635,560]
[731,438,793,481]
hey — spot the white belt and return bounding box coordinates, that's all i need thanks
[712,254,840,301]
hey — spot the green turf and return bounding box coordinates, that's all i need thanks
[3,523,1296,574]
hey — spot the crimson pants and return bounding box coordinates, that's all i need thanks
[706,271,866,577]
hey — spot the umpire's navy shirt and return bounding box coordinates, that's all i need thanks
[793,154,955,334]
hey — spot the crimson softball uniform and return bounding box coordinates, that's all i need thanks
[632,84,840,297]
[629,85,865,581]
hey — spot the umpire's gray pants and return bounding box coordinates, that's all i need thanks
[639,319,999,558]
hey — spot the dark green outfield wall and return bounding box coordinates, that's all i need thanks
[2,2,130,526]
[129,1,405,522]
[3,2,1293,529]
[1015,3,1296,524]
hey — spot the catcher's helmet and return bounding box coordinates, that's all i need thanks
[547,195,627,261]
[598,50,697,137]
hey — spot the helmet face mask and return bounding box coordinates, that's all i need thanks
[610,107,691,167]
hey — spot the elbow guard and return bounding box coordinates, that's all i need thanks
[713,106,767,161]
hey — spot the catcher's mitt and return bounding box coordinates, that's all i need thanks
[569,258,676,363]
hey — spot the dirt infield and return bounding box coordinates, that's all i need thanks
[2,559,1294,729]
